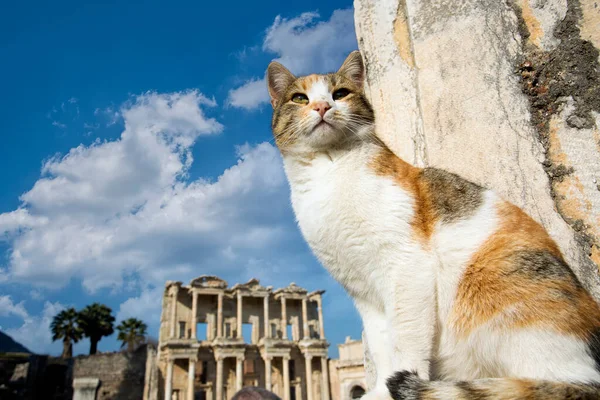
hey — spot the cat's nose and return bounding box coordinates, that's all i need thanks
[312,101,331,118]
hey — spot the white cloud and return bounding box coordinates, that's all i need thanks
[94,106,121,126]
[227,79,270,110]
[29,290,43,300]
[4,300,65,354]
[117,286,163,325]
[0,90,296,293]
[227,8,357,110]
[48,97,80,128]
[0,295,29,319]
[263,9,357,74]
[0,209,48,239]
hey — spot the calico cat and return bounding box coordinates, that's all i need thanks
[266,51,600,400]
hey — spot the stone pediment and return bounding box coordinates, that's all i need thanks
[190,275,228,289]
[273,282,308,296]
[165,281,182,291]
[231,278,272,293]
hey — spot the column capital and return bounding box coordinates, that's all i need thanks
[282,354,291,361]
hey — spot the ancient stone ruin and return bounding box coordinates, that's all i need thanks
[157,276,329,400]
[328,338,367,400]
[1,277,367,400]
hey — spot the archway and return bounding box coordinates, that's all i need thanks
[349,385,365,399]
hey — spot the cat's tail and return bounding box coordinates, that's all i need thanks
[386,371,600,400]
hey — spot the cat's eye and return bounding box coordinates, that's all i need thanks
[332,88,350,100]
[291,93,309,104]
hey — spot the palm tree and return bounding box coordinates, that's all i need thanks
[116,318,148,352]
[78,303,115,355]
[50,308,83,359]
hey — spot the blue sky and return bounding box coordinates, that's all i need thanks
[0,1,361,357]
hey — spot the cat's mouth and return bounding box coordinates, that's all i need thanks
[310,119,334,134]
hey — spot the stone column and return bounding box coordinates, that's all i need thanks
[295,380,303,400]
[237,292,243,339]
[236,356,243,391]
[320,357,329,400]
[216,355,224,400]
[304,354,313,400]
[188,359,196,400]
[165,359,174,400]
[263,296,270,338]
[191,290,198,340]
[217,292,223,338]
[301,298,309,339]
[316,297,324,339]
[282,356,290,400]
[264,356,272,391]
[280,297,287,339]
[170,286,179,339]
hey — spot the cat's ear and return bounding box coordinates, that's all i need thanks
[337,51,365,89]
[266,62,296,108]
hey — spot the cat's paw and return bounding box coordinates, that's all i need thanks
[360,386,393,400]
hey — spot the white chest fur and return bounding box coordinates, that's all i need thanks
[282,146,420,309]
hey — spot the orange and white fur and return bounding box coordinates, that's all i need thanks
[267,51,600,399]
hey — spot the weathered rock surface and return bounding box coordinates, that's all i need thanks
[73,346,151,400]
[354,0,600,388]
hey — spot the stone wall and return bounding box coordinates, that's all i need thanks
[353,0,600,389]
[0,354,72,400]
[73,345,150,400]
[0,354,34,399]
[143,345,159,400]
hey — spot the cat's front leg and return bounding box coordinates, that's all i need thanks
[355,301,394,400]
[386,256,437,380]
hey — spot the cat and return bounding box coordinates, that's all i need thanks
[266,50,600,400]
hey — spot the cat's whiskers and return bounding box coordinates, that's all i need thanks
[277,118,310,149]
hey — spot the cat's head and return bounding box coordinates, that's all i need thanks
[266,51,375,154]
